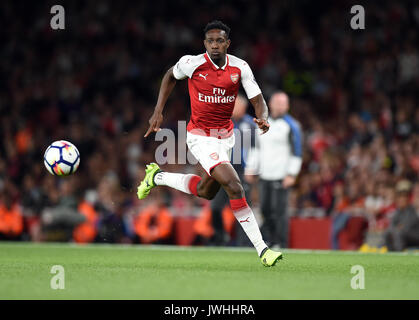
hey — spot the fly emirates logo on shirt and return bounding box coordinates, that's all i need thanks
[198,88,236,104]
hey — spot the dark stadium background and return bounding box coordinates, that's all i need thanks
[0,0,418,250]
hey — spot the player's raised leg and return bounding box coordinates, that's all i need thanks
[137,163,218,200]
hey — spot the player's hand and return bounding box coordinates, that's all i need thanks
[253,118,270,134]
[283,175,296,188]
[144,112,163,138]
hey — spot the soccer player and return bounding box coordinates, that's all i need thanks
[138,20,282,267]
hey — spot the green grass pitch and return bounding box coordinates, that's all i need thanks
[0,242,418,299]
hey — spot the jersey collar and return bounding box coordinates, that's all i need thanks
[205,52,229,71]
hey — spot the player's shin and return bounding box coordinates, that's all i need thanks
[154,172,201,195]
[230,197,267,256]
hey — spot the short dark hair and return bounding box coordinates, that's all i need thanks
[204,20,230,38]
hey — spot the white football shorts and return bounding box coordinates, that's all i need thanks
[186,131,235,176]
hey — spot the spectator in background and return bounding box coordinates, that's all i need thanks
[94,172,126,243]
[193,204,215,245]
[73,197,99,244]
[330,181,369,250]
[41,178,86,241]
[133,193,174,245]
[193,200,236,246]
[0,188,23,240]
[384,180,419,251]
[245,92,303,248]
[21,174,48,242]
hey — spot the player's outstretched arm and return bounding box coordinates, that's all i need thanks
[144,66,178,138]
[249,94,270,134]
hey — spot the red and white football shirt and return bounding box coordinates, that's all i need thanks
[173,52,261,138]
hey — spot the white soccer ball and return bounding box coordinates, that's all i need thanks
[43,140,80,176]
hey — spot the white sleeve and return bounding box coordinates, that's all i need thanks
[172,55,194,80]
[244,147,260,176]
[241,63,262,99]
[244,130,261,176]
[287,156,303,176]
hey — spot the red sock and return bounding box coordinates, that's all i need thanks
[188,175,202,196]
[230,197,249,212]
[229,197,267,256]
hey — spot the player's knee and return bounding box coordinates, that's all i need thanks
[197,184,217,200]
[224,180,244,199]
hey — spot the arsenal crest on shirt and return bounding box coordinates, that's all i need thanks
[230,73,239,84]
[210,152,219,160]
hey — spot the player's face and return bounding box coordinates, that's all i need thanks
[204,29,230,62]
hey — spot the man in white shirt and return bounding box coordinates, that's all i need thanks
[245,92,303,248]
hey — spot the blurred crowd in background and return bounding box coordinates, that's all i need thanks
[0,0,418,250]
